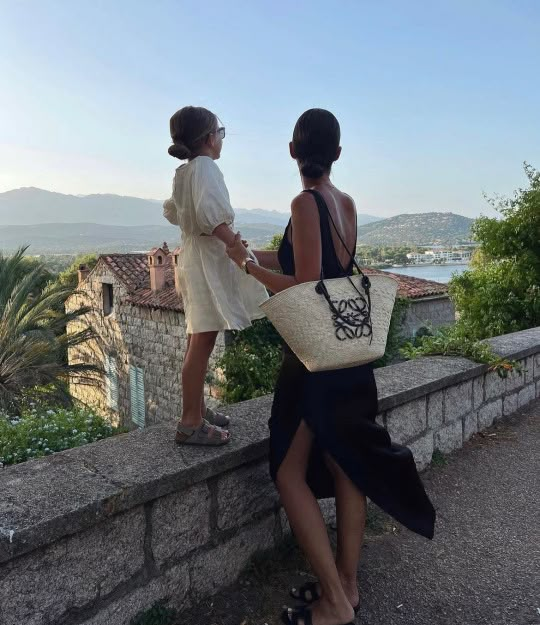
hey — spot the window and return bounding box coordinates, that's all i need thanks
[129,365,145,428]
[104,354,119,411]
[102,283,114,316]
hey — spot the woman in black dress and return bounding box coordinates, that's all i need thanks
[226,109,436,625]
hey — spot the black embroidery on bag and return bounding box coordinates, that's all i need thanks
[316,278,373,342]
[330,295,373,341]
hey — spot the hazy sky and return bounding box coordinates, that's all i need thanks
[1,0,539,217]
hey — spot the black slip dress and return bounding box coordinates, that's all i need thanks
[269,189,436,540]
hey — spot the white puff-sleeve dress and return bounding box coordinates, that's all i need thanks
[163,156,268,334]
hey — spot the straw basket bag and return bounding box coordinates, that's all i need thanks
[259,191,398,372]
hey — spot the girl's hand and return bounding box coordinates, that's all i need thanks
[226,232,250,267]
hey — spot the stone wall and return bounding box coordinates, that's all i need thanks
[67,267,225,429]
[1,327,539,625]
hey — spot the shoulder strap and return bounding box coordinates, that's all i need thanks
[302,189,365,277]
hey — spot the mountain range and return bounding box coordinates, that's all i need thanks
[356,212,474,246]
[0,187,380,227]
[0,187,475,253]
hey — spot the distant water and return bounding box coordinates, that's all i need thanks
[381,264,469,284]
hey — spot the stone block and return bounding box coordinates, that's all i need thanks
[279,507,291,536]
[463,412,478,442]
[505,366,525,393]
[434,421,462,454]
[151,482,211,566]
[534,353,540,380]
[217,461,279,531]
[426,391,443,429]
[386,397,427,444]
[517,384,536,408]
[502,393,518,416]
[473,375,484,409]
[190,515,276,601]
[484,371,505,402]
[537,380,540,398]
[319,498,337,526]
[375,413,385,428]
[79,562,190,625]
[408,431,434,471]
[524,356,534,384]
[443,380,473,422]
[0,507,145,625]
[477,399,503,430]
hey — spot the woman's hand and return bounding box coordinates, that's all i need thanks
[226,232,250,268]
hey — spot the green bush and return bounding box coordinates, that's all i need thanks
[0,403,126,467]
[401,163,539,374]
[450,162,539,339]
[216,319,282,404]
[373,297,409,367]
[217,295,410,403]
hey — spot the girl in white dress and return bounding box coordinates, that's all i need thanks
[163,106,268,446]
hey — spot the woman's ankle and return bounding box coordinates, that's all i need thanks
[180,413,203,428]
[338,572,359,602]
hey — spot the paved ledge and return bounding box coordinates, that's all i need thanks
[1,327,539,565]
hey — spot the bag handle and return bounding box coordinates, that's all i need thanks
[303,189,373,341]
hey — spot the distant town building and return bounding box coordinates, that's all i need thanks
[406,249,472,264]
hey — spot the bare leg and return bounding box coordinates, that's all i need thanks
[276,421,354,625]
[186,334,206,419]
[181,331,218,428]
[325,453,366,609]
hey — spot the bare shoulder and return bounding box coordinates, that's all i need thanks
[339,190,357,211]
[291,191,318,215]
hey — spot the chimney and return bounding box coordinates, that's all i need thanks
[147,245,168,292]
[78,264,90,286]
[171,247,182,295]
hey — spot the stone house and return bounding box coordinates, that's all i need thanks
[365,268,455,338]
[66,243,225,430]
[66,249,453,430]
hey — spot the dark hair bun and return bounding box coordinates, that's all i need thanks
[168,106,218,160]
[168,142,192,160]
[300,161,327,178]
[293,109,341,178]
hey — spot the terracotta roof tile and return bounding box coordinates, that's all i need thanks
[96,252,445,314]
[363,267,448,299]
[99,252,184,312]
[126,286,184,312]
[101,254,149,291]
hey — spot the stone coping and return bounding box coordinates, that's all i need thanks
[1,326,538,565]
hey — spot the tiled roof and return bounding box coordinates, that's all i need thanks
[126,286,183,312]
[363,267,448,299]
[95,252,446,314]
[100,254,149,290]
[99,252,184,312]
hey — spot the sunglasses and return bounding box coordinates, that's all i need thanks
[211,127,226,139]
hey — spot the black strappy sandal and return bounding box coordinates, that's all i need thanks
[289,581,360,615]
[281,605,354,625]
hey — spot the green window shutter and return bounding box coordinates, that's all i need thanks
[109,358,118,411]
[130,365,145,428]
[105,354,118,411]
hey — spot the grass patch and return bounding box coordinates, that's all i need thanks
[130,602,177,625]
[430,448,448,468]
[364,504,396,535]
